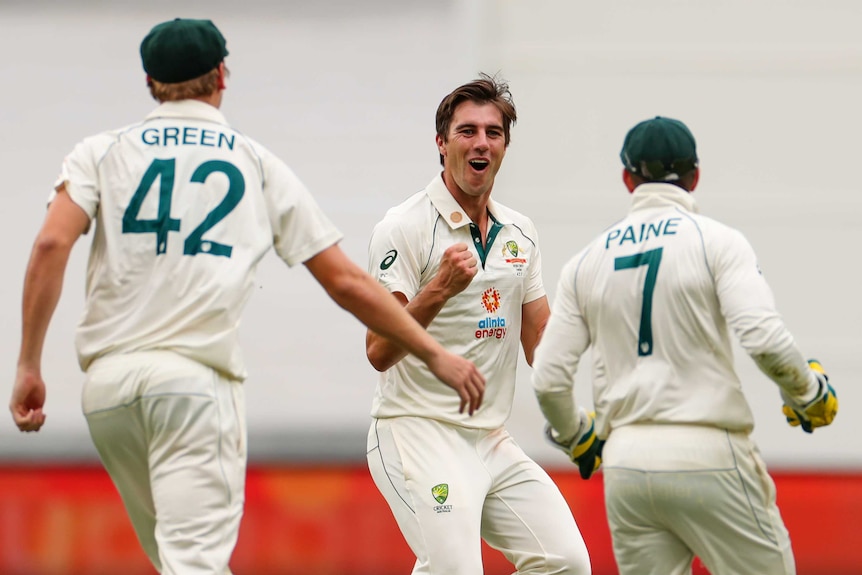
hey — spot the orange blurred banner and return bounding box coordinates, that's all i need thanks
[0,465,859,574]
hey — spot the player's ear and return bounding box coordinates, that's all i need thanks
[217,62,227,90]
[436,133,447,159]
[689,168,700,192]
[622,169,637,193]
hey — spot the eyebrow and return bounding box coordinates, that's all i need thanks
[453,122,504,132]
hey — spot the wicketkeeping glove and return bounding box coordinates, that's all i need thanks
[545,409,605,480]
[782,359,838,433]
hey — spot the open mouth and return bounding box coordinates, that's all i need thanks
[469,159,489,172]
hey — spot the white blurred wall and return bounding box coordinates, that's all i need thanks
[0,0,859,468]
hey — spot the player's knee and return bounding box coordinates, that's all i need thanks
[519,548,591,575]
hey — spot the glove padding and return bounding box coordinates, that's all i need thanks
[782,359,838,433]
[545,410,605,479]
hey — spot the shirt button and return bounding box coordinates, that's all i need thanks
[474,237,480,243]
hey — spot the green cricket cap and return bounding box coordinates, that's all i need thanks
[621,116,698,182]
[140,18,228,83]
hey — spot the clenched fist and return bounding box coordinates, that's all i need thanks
[434,243,478,299]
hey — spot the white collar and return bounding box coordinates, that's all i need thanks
[145,100,229,126]
[630,182,699,214]
[425,173,512,229]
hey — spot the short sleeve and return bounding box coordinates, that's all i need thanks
[522,221,545,304]
[51,138,102,220]
[367,214,422,300]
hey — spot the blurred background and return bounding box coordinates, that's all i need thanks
[1,0,859,573]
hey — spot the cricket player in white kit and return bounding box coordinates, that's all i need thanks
[532,116,839,575]
[9,19,484,575]
[365,75,591,575]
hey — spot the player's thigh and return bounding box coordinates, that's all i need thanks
[145,370,246,575]
[604,468,694,575]
[481,465,590,574]
[367,417,487,575]
[84,363,161,569]
[668,442,795,575]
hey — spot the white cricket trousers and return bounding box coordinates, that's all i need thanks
[602,424,795,575]
[82,351,247,575]
[367,416,591,575]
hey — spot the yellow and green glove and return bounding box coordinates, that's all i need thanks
[545,410,605,479]
[782,359,838,433]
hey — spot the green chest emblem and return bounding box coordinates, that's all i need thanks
[505,240,519,257]
[431,483,449,504]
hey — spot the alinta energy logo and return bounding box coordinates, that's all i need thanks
[432,483,452,513]
[476,287,507,340]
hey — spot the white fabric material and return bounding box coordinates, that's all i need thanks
[54,100,342,380]
[83,351,246,575]
[602,424,795,575]
[367,173,544,429]
[367,416,590,575]
[532,183,819,439]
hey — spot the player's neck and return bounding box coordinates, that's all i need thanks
[191,90,223,109]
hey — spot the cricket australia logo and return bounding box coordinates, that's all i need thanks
[504,240,520,258]
[432,483,452,513]
[476,288,507,340]
[502,240,527,277]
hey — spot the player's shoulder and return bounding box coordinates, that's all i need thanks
[490,198,533,226]
[685,210,750,246]
[379,189,434,224]
[490,198,540,242]
[369,189,435,245]
[61,120,147,168]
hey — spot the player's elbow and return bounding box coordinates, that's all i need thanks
[366,350,388,373]
[366,339,396,372]
[32,232,76,258]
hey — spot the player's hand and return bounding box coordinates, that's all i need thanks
[434,243,477,299]
[545,409,604,479]
[10,366,47,432]
[782,359,838,433]
[428,350,485,415]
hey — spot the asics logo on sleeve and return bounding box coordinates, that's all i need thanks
[380,250,398,270]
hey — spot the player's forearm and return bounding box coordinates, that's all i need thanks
[319,264,439,369]
[18,239,73,368]
[535,389,582,443]
[732,309,819,402]
[366,283,449,371]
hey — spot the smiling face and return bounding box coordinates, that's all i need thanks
[437,100,507,201]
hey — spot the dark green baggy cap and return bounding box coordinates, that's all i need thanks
[140,18,228,83]
[621,116,698,182]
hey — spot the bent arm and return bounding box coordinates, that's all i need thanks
[305,244,446,369]
[305,244,484,414]
[532,263,591,443]
[714,230,819,404]
[365,281,450,372]
[365,241,475,372]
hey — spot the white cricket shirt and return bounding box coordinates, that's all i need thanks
[532,183,819,440]
[369,174,545,429]
[55,100,343,380]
